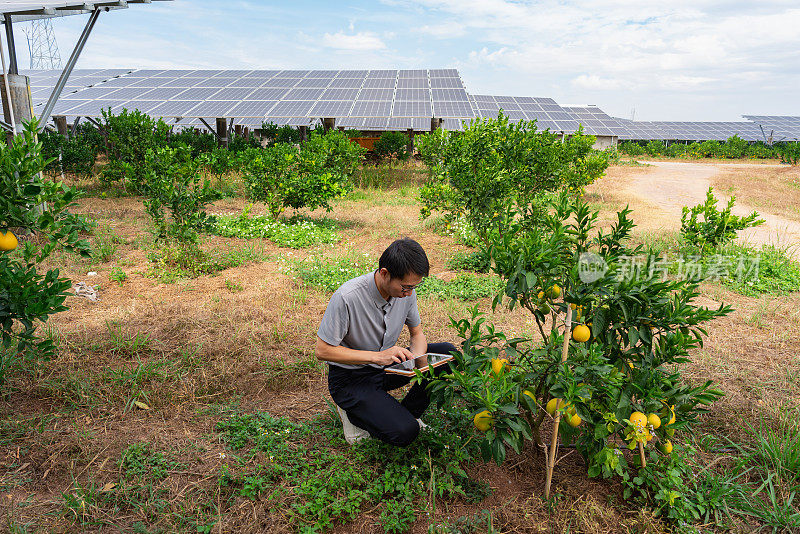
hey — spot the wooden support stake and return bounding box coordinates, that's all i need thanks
[544,307,572,500]
[638,441,647,468]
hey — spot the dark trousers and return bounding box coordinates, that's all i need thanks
[328,342,457,447]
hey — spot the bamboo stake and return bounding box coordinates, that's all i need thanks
[638,440,647,468]
[544,307,572,500]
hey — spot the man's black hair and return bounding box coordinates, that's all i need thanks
[379,237,429,279]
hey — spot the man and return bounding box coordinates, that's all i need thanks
[316,237,456,446]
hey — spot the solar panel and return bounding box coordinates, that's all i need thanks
[397,78,428,89]
[248,87,290,100]
[396,88,429,101]
[328,78,363,89]
[139,87,191,100]
[432,88,469,101]
[362,78,395,89]
[429,69,459,78]
[210,88,256,100]
[321,88,360,100]
[264,78,300,88]
[269,100,316,116]
[351,101,392,117]
[285,88,325,100]
[357,88,394,100]
[227,101,277,117]
[393,101,432,117]
[149,101,202,117]
[399,70,426,78]
[185,101,238,117]
[175,87,221,100]
[310,101,353,116]
[296,78,332,88]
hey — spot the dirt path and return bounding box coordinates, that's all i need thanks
[624,161,800,258]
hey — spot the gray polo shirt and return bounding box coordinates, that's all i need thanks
[317,271,421,369]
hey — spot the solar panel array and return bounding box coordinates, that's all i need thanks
[22,69,800,140]
[24,68,477,132]
[469,95,578,132]
[562,106,627,137]
[742,116,800,141]
[614,119,768,142]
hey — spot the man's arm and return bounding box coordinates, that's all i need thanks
[316,336,415,366]
[408,324,428,368]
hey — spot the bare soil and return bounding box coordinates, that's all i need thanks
[1,164,798,533]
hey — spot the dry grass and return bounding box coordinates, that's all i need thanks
[1,166,798,532]
[712,166,800,222]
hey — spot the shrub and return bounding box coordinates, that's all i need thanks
[0,121,92,382]
[39,128,99,179]
[780,142,800,165]
[227,133,261,153]
[140,145,221,244]
[100,108,171,191]
[421,192,732,527]
[243,130,365,218]
[680,187,764,253]
[373,131,409,162]
[260,122,302,145]
[417,112,608,247]
[644,140,665,156]
[168,129,217,157]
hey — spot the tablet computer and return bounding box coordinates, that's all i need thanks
[384,352,454,376]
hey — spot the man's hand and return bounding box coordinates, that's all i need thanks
[374,346,415,365]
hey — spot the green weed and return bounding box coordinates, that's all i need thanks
[109,267,128,286]
[418,274,503,301]
[209,207,340,248]
[146,242,267,282]
[91,223,124,263]
[214,408,485,533]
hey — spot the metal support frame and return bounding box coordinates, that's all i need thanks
[39,8,101,131]
[84,116,101,129]
[4,15,18,75]
[70,116,82,136]
[198,117,221,140]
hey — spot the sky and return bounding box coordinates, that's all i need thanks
[12,0,800,122]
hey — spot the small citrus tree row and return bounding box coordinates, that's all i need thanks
[413,113,733,519]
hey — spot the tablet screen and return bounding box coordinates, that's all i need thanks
[385,352,451,371]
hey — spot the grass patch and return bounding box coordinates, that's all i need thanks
[352,162,428,189]
[418,274,503,301]
[146,242,268,283]
[294,253,375,292]
[208,208,340,248]
[214,408,487,533]
[721,245,800,296]
[446,249,490,273]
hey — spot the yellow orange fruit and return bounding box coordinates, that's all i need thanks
[0,230,18,251]
[572,324,591,343]
[546,398,564,416]
[647,413,661,429]
[473,410,493,431]
[659,440,673,454]
[490,358,508,375]
[629,411,648,431]
[567,413,582,427]
[547,284,561,299]
[537,290,545,300]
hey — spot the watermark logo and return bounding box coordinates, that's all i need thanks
[578,252,608,283]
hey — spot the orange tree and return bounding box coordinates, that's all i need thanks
[421,193,731,497]
[417,112,608,247]
[0,121,92,385]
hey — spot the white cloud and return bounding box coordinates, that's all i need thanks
[571,74,624,91]
[322,31,386,51]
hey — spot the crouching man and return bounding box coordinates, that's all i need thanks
[315,237,455,446]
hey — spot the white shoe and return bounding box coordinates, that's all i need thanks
[416,418,429,430]
[336,405,370,444]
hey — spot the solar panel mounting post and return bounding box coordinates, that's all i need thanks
[54,115,68,136]
[3,15,18,75]
[215,117,227,147]
[323,117,335,132]
[299,125,307,142]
